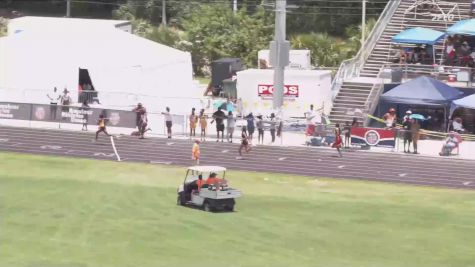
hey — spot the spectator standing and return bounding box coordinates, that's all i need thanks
[268,113,277,143]
[343,121,351,148]
[192,140,200,165]
[411,118,421,154]
[212,107,226,142]
[332,123,343,158]
[189,108,198,137]
[245,113,255,142]
[47,87,61,121]
[199,109,208,141]
[402,113,412,153]
[256,115,265,144]
[226,111,236,143]
[81,100,90,131]
[61,88,72,112]
[95,114,111,141]
[162,107,173,139]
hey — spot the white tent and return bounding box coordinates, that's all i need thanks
[0,17,198,113]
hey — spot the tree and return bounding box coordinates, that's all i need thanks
[180,4,273,75]
[290,33,347,67]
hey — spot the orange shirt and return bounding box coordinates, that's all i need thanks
[196,179,205,191]
[206,177,220,185]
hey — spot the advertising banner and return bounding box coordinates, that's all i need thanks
[0,102,137,128]
[351,127,396,148]
[257,84,299,98]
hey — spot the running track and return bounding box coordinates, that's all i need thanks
[1,126,474,189]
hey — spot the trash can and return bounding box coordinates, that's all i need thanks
[391,68,403,83]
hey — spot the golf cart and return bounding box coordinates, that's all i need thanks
[177,166,242,212]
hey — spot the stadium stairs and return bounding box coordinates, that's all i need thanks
[329,0,472,126]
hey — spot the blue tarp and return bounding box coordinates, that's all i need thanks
[447,19,475,36]
[450,93,475,116]
[392,27,446,45]
[380,76,463,106]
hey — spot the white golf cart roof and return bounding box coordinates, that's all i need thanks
[187,166,227,172]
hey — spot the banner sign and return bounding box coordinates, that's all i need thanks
[0,102,137,128]
[0,102,32,120]
[351,127,395,148]
[258,84,299,98]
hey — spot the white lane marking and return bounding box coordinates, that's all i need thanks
[398,173,407,177]
[0,138,9,142]
[110,136,121,162]
[150,161,172,165]
[222,150,229,153]
[166,142,174,146]
[338,165,345,169]
[463,181,472,186]
[93,152,115,157]
[40,145,62,150]
[278,157,287,161]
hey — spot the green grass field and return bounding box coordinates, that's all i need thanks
[1,152,474,267]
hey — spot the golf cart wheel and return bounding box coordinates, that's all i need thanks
[177,193,185,206]
[203,201,212,212]
[225,205,235,212]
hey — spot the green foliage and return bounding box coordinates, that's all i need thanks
[0,17,8,37]
[180,4,273,75]
[344,18,378,56]
[290,33,347,67]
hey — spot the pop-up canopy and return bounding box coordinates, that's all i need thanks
[392,27,446,45]
[450,93,475,116]
[380,76,462,106]
[447,19,475,36]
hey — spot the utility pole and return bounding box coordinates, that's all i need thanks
[66,0,71,17]
[361,0,366,45]
[233,0,238,14]
[269,0,289,110]
[162,0,167,26]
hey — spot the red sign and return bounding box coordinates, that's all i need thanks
[258,84,299,98]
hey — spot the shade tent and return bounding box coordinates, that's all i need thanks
[450,93,475,116]
[380,76,462,106]
[391,27,446,45]
[0,24,198,113]
[446,19,475,36]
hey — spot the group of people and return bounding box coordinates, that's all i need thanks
[46,87,72,121]
[394,44,434,65]
[444,36,475,68]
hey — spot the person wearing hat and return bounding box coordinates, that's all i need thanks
[60,88,72,115]
[383,108,397,129]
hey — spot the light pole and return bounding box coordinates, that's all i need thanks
[66,0,71,17]
[270,0,289,111]
[233,0,238,14]
[162,0,167,26]
[361,0,366,45]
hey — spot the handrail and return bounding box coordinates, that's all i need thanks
[329,0,401,104]
[363,65,386,126]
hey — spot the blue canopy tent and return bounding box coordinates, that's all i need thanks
[391,27,446,64]
[447,19,475,36]
[392,27,446,45]
[380,76,463,129]
[450,93,475,116]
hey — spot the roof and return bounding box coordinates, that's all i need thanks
[187,166,227,172]
[450,93,475,115]
[237,69,331,76]
[392,27,445,45]
[447,19,475,36]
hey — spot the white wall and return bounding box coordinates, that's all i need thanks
[236,69,332,118]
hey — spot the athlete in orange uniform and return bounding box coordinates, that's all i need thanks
[192,140,200,165]
[95,114,111,141]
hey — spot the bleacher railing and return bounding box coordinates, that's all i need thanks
[330,0,401,100]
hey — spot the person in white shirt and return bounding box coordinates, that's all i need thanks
[162,107,173,138]
[226,111,236,143]
[47,87,61,121]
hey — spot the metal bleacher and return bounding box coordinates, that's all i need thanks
[329,0,473,125]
